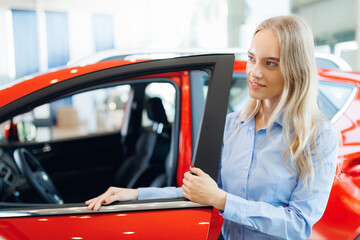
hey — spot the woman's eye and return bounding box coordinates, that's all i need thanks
[248,56,255,62]
[267,61,277,67]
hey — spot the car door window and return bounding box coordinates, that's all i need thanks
[2,84,131,142]
[0,79,179,204]
[192,72,249,113]
[318,80,357,120]
[142,82,176,128]
[190,71,248,151]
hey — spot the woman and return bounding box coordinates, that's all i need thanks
[86,15,338,239]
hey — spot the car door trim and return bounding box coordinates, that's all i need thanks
[0,198,208,218]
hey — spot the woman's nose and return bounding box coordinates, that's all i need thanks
[250,63,263,79]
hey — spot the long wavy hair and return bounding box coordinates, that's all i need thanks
[240,15,323,189]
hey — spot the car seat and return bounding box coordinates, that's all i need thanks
[113,97,171,188]
[149,152,175,187]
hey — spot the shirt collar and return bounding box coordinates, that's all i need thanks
[274,109,284,127]
[241,109,284,129]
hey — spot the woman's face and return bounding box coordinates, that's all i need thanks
[246,29,284,106]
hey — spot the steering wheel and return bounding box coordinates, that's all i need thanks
[13,148,63,204]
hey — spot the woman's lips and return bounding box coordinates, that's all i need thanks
[249,80,266,89]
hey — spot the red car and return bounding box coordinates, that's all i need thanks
[0,53,359,239]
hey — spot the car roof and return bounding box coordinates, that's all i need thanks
[68,48,353,72]
[67,48,248,67]
[315,52,352,71]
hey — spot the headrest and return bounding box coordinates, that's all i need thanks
[147,97,169,125]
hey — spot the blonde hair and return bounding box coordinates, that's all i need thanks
[240,15,323,189]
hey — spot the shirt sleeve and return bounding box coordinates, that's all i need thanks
[221,126,339,239]
[138,187,183,200]
[217,144,224,190]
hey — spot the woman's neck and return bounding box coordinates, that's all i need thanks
[255,100,278,132]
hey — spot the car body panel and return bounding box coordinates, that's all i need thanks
[0,208,212,240]
[310,80,360,239]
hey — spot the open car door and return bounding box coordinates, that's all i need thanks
[0,54,234,239]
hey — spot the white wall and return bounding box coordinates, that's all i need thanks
[238,0,290,49]
[0,7,15,82]
[295,0,356,38]
[0,0,228,84]
[295,0,358,70]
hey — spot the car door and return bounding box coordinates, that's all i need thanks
[0,54,234,239]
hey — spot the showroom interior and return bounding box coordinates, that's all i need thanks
[0,0,360,239]
[0,0,358,85]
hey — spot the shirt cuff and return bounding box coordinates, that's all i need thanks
[222,193,249,225]
[138,187,156,200]
[138,187,183,200]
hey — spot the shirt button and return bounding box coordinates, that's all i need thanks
[245,166,248,170]
[232,213,237,220]
[242,187,245,192]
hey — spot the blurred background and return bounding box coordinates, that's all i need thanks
[0,0,358,86]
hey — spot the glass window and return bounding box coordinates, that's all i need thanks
[316,58,340,70]
[318,80,356,119]
[1,84,131,143]
[227,73,249,113]
[141,82,176,128]
[12,9,39,77]
[93,14,114,52]
[0,78,179,204]
[46,11,70,68]
[192,72,248,113]
[190,71,248,151]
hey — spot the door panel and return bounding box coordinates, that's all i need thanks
[0,207,213,239]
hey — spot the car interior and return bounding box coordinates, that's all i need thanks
[0,77,179,205]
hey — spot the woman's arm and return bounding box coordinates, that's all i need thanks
[86,186,183,211]
[85,187,139,211]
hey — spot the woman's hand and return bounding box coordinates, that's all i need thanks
[182,167,227,211]
[85,187,139,211]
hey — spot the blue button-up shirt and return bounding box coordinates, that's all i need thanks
[139,111,338,240]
